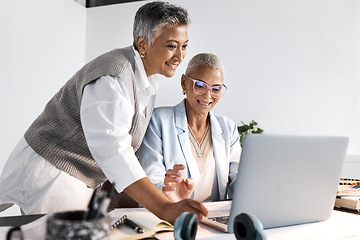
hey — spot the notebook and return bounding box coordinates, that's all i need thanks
[202,134,349,233]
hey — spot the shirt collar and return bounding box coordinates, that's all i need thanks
[133,47,159,95]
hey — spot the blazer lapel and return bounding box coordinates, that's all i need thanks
[174,100,201,182]
[210,112,228,199]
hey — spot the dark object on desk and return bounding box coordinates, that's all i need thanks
[125,218,144,233]
[233,213,266,240]
[0,214,45,227]
[174,212,198,240]
[46,210,110,240]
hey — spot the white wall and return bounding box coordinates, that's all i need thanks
[1,0,359,215]
[0,0,86,215]
[86,0,360,155]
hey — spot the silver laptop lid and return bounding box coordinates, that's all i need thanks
[228,134,349,232]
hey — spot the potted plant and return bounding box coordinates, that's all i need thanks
[237,120,264,144]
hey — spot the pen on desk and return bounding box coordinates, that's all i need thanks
[125,218,144,233]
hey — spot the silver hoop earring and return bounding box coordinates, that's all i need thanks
[182,89,187,95]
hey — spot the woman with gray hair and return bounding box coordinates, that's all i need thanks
[137,53,241,202]
[0,1,207,223]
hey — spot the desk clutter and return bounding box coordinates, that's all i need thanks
[4,183,204,240]
[4,204,265,240]
[335,178,360,212]
[46,185,115,240]
[46,210,110,240]
[108,209,198,240]
[3,204,360,240]
[7,176,360,240]
[15,175,360,240]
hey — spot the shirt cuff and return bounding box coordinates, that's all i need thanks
[100,151,147,193]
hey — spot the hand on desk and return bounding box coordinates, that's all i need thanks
[163,198,208,224]
[163,164,194,202]
[124,177,207,225]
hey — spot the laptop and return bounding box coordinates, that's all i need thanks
[202,134,349,233]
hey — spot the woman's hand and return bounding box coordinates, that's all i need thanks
[124,177,208,225]
[162,164,195,202]
[161,198,208,224]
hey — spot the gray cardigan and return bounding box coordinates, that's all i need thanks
[24,46,155,188]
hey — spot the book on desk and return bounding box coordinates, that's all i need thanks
[108,208,173,240]
[334,179,360,212]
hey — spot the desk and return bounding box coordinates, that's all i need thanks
[1,209,360,239]
[161,210,360,240]
[156,208,360,240]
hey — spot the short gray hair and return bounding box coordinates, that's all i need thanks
[185,53,225,76]
[133,1,190,49]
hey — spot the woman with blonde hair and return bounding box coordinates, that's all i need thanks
[138,53,241,202]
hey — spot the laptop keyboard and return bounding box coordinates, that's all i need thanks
[208,216,229,225]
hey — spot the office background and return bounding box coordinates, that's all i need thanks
[1,0,359,215]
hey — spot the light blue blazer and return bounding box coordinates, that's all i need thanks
[136,99,241,200]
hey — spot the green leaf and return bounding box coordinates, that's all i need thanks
[237,120,264,144]
[238,125,251,132]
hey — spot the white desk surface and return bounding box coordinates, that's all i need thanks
[156,210,360,240]
[1,206,359,239]
[157,201,360,240]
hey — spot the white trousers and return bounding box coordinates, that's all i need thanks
[0,137,93,215]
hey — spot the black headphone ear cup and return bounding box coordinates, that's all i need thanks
[174,212,198,240]
[233,213,266,240]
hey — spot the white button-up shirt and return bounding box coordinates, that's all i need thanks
[81,47,159,192]
[0,48,159,214]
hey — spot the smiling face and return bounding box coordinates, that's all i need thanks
[182,66,224,118]
[137,25,188,77]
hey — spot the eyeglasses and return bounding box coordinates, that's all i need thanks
[183,74,227,98]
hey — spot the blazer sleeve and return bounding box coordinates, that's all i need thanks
[136,112,166,190]
[227,121,241,194]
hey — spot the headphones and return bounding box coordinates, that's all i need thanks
[174,212,198,240]
[233,213,266,240]
[173,212,266,240]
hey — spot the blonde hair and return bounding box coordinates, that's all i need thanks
[185,53,225,76]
